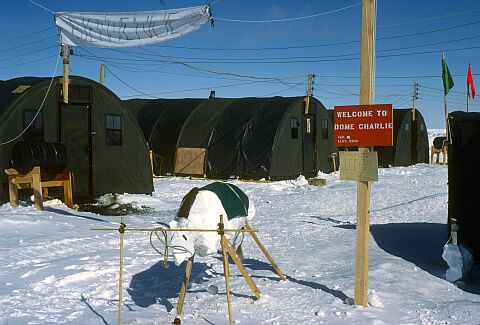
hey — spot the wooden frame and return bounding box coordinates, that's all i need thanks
[5,167,73,210]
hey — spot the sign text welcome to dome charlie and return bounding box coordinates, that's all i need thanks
[334,104,393,147]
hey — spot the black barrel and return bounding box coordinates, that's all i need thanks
[433,136,446,150]
[11,141,68,173]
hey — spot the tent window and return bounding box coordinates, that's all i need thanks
[69,85,92,103]
[291,117,298,139]
[405,124,410,131]
[105,114,122,146]
[321,119,328,139]
[23,111,44,142]
[420,124,424,131]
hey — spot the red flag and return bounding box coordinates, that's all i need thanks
[468,64,476,99]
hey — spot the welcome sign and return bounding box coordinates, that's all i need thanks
[333,104,393,147]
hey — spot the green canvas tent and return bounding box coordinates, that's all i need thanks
[124,98,205,175]
[174,96,336,180]
[0,76,153,203]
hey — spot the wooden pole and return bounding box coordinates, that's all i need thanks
[62,45,69,104]
[224,240,261,299]
[412,82,417,122]
[443,52,449,143]
[100,64,105,85]
[304,74,313,114]
[244,222,286,281]
[219,215,233,325]
[177,255,194,315]
[355,0,376,307]
[118,218,125,325]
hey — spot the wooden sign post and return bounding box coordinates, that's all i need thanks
[334,0,387,307]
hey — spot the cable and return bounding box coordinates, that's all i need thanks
[377,7,480,28]
[214,2,361,23]
[85,44,480,65]
[121,79,278,98]
[0,26,56,45]
[0,54,57,71]
[0,52,60,146]
[260,80,307,97]
[104,65,158,99]
[0,35,58,54]
[1,45,58,62]
[139,47,305,81]
[26,0,54,14]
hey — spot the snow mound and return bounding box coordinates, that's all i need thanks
[368,290,384,308]
[442,244,473,282]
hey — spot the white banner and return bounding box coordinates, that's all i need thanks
[55,5,210,48]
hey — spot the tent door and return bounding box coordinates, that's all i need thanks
[411,119,418,163]
[302,114,317,177]
[61,104,92,197]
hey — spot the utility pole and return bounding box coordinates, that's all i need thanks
[100,64,105,85]
[62,45,70,104]
[355,0,376,307]
[304,73,315,114]
[412,81,418,121]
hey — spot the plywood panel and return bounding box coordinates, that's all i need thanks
[175,147,206,175]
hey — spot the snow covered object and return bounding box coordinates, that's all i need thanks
[169,182,255,265]
[442,243,473,282]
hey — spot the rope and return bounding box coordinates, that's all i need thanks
[26,0,55,14]
[0,51,60,146]
[214,2,361,23]
[149,229,193,268]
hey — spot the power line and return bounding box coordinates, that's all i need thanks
[26,0,54,14]
[214,2,361,23]
[0,45,58,62]
[0,52,60,146]
[377,7,480,28]
[0,26,56,45]
[150,20,480,52]
[0,35,58,53]
[260,80,307,97]
[121,79,280,98]
[0,54,57,71]
[130,34,480,62]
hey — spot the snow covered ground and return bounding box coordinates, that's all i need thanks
[1,132,479,325]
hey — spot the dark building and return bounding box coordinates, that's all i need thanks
[448,111,480,261]
[0,76,153,203]
[127,96,336,180]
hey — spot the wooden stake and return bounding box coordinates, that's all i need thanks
[224,239,260,300]
[245,222,286,281]
[100,64,105,85]
[219,215,233,325]
[118,217,125,325]
[31,166,43,211]
[62,45,69,104]
[177,255,194,315]
[355,0,376,307]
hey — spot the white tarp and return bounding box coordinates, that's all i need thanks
[55,5,210,48]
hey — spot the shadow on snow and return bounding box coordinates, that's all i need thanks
[336,222,480,295]
[127,260,211,312]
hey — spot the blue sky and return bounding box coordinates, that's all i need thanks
[1,0,480,128]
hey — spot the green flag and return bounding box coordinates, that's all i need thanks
[442,57,454,95]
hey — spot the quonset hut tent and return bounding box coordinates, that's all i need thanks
[172,96,336,180]
[328,108,429,167]
[124,98,204,175]
[448,111,480,261]
[0,76,153,203]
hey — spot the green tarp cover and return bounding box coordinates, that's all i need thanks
[200,182,249,220]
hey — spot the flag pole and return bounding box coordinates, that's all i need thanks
[443,52,449,142]
[467,63,470,113]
